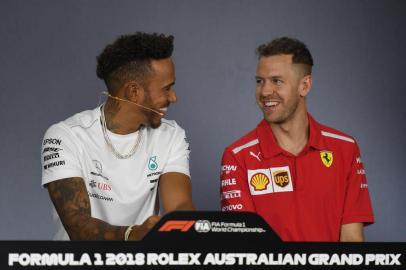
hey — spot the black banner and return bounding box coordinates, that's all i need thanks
[1,211,405,269]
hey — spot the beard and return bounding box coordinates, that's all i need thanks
[264,96,300,125]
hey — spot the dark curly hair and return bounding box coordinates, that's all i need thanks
[96,32,174,92]
[256,37,313,75]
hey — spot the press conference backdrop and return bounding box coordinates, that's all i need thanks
[0,0,405,241]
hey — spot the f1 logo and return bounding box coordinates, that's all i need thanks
[158,220,196,232]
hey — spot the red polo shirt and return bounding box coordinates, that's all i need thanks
[220,114,374,241]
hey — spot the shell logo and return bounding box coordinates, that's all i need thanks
[250,173,270,191]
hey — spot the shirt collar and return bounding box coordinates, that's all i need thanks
[256,113,326,159]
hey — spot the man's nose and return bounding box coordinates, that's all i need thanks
[168,89,177,103]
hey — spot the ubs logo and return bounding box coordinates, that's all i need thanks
[272,170,290,187]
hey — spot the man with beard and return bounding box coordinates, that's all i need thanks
[220,37,374,241]
[41,32,194,240]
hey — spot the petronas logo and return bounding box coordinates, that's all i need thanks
[148,156,158,171]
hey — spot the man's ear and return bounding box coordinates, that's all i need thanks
[299,75,312,97]
[123,81,143,102]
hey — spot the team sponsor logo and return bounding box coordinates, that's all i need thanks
[43,160,65,170]
[270,166,293,193]
[247,169,273,196]
[149,178,159,183]
[42,147,63,154]
[221,165,237,175]
[43,153,59,162]
[221,178,237,187]
[356,156,362,164]
[249,151,262,162]
[147,171,162,178]
[89,180,112,191]
[88,192,114,202]
[184,137,191,151]
[320,151,333,167]
[360,183,368,189]
[248,167,294,195]
[272,170,289,188]
[357,169,366,175]
[158,220,195,232]
[43,138,62,146]
[194,220,211,233]
[221,204,242,211]
[250,173,270,191]
[221,190,241,200]
[89,180,97,188]
[148,156,158,171]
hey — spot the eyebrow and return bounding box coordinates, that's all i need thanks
[163,81,175,89]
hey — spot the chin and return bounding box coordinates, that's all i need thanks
[150,120,162,129]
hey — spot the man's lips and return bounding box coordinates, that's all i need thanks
[262,100,280,113]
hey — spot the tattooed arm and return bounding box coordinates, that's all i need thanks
[46,177,159,240]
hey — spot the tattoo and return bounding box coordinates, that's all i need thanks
[47,177,126,240]
[104,99,122,133]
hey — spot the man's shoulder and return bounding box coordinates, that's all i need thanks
[317,122,357,145]
[44,108,99,140]
[224,125,259,155]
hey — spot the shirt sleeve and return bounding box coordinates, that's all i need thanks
[341,142,374,225]
[161,124,190,178]
[41,123,83,186]
[220,148,256,212]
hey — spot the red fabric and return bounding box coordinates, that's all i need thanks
[220,114,374,241]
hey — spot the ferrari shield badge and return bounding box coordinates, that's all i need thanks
[320,151,333,168]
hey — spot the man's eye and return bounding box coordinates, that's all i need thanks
[272,79,283,85]
[256,79,263,85]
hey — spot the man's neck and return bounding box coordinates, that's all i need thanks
[103,99,142,134]
[270,111,309,156]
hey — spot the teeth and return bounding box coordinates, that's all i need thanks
[160,107,168,112]
[265,101,278,107]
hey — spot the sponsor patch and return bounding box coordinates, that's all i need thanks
[221,204,243,211]
[221,190,241,200]
[247,169,273,195]
[320,151,333,167]
[270,166,293,193]
[250,173,270,191]
[221,164,237,175]
[221,178,237,187]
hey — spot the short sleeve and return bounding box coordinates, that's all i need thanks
[161,124,190,177]
[341,142,374,225]
[220,148,256,212]
[41,124,83,186]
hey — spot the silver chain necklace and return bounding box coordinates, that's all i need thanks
[100,104,143,159]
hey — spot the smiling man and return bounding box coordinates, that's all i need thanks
[220,37,374,241]
[41,32,194,240]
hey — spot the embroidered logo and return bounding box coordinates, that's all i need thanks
[148,156,158,171]
[250,173,270,191]
[89,180,97,188]
[249,151,262,162]
[93,160,103,174]
[270,166,294,193]
[272,170,290,188]
[320,151,333,168]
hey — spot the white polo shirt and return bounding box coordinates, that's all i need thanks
[41,106,190,240]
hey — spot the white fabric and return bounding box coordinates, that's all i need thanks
[41,106,190,240]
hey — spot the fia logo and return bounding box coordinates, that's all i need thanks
[148,156,158,171]
[194,220,211,233]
